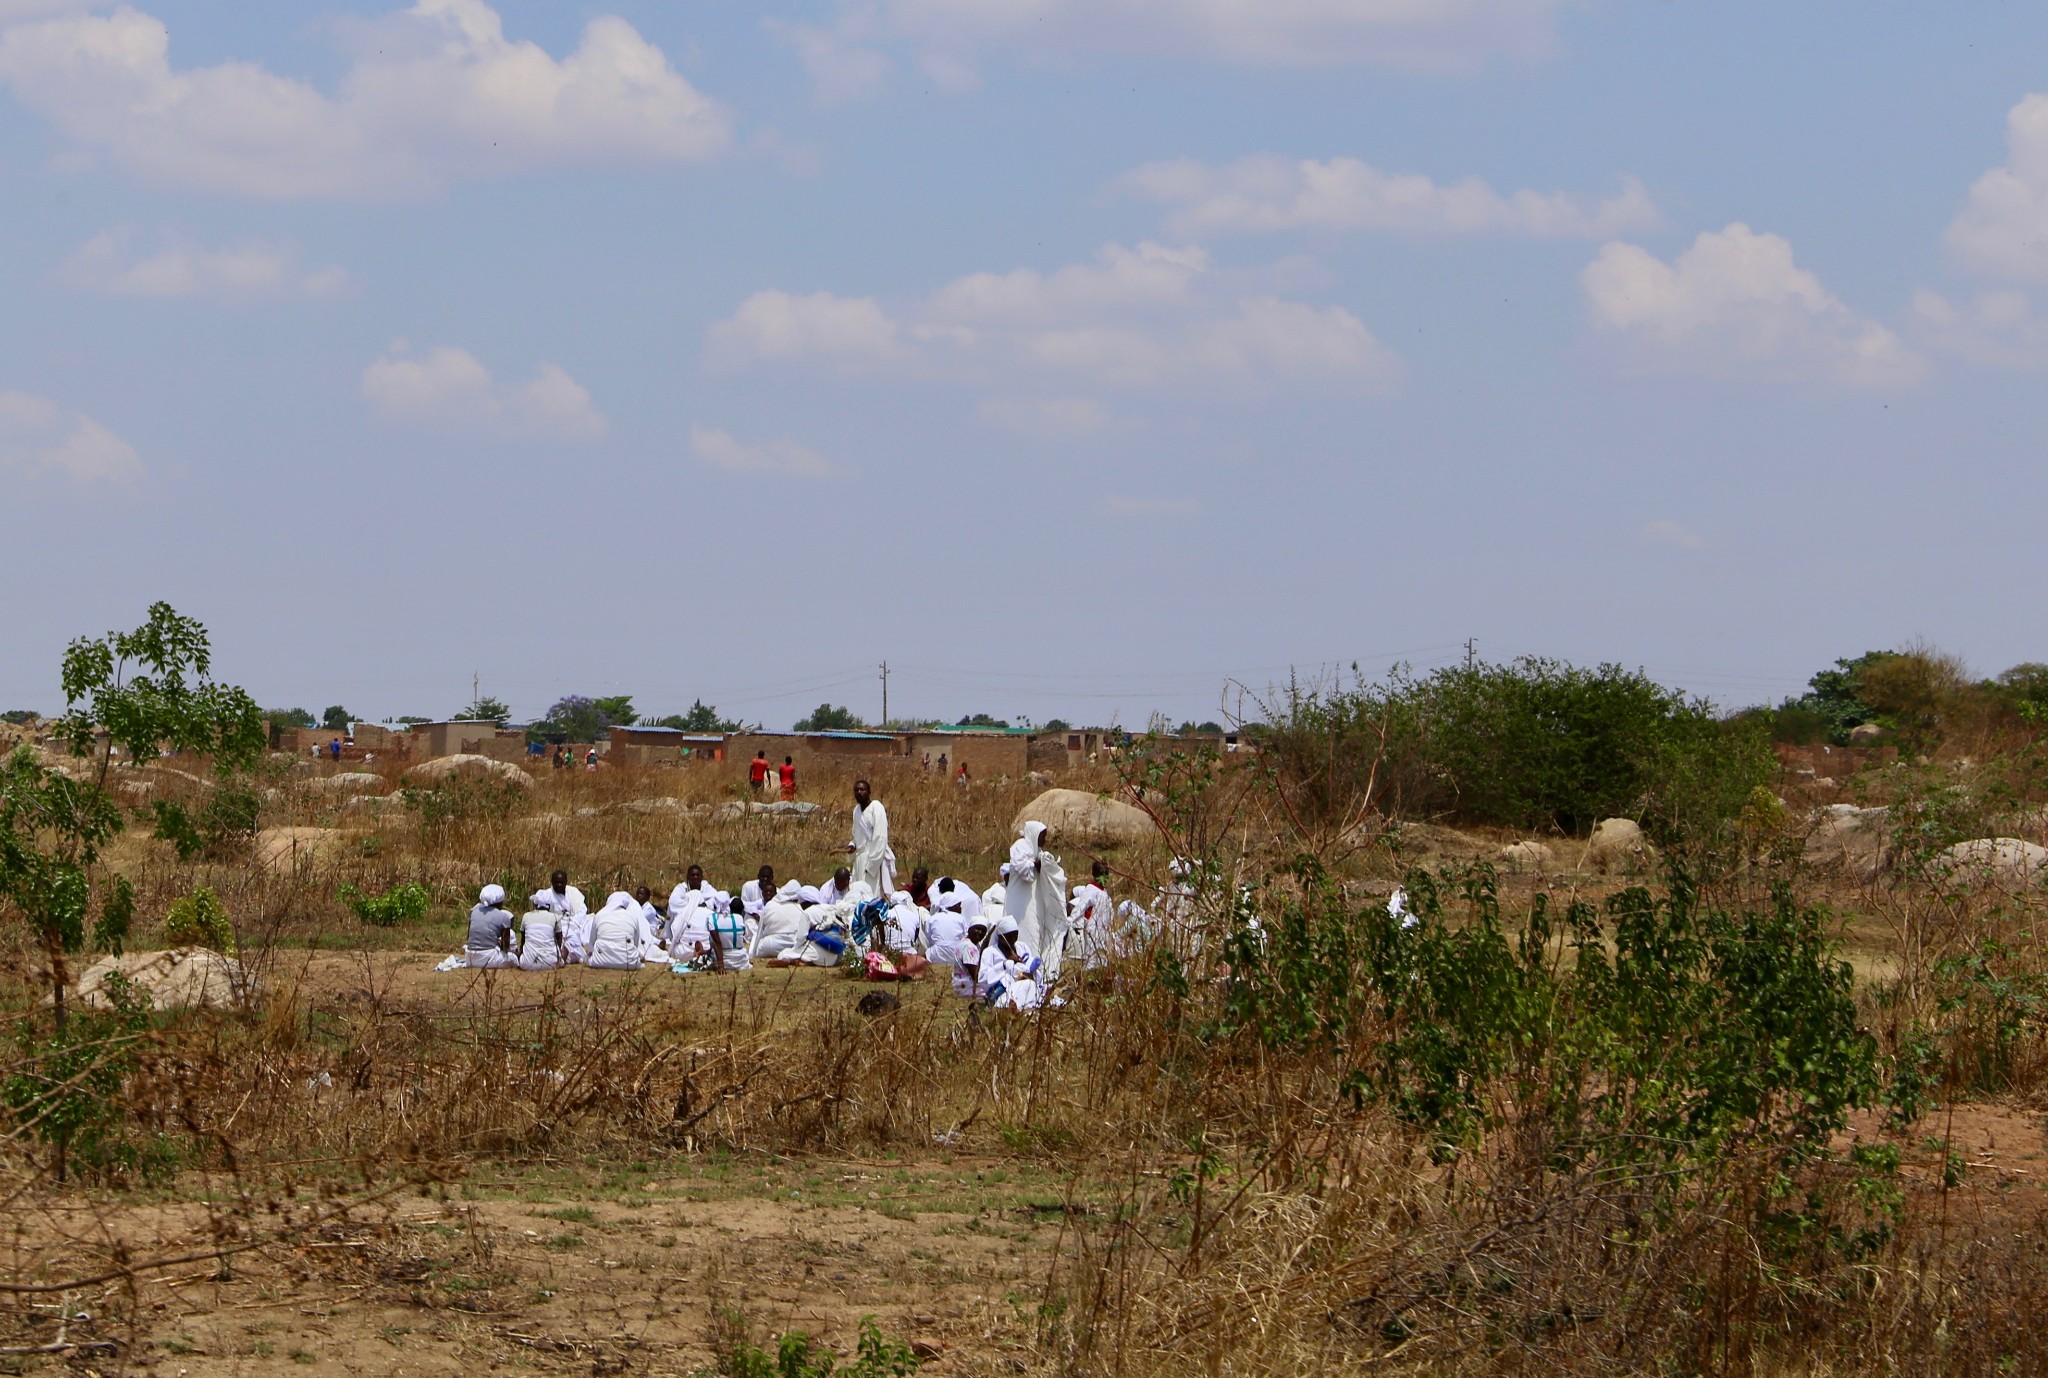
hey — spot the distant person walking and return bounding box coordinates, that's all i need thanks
[750,750,770,795]
[847,778,896,896]
[778,755,797,801]
[328,738,342,761]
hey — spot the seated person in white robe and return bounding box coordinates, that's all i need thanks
[883,891,926,953]
[1069,861,1116,969]
[932,876,982,920]
[739,866,777,920]
[981,865,1010,920]
[667,864,717,940]
[951,922,990,997]
[818,866,854,906]
[516,910,564,970]
[587,891,652,971]
[464,884,518,968]
[925,893,974,967]
[709,895,752,971]
[532,870,591,964]
[772,889,852,967]
[978,916,1043,1010]
[634,885,670,961]
[750,880,809,961]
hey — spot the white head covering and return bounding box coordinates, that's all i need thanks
[600,891,638,914]
[479,884,506,907]
[933,885,962,911]
[848,880,875,904]
[993,914,1020,936]
[711,891,733,914]
[775,879,803,903]
[1169,856,1191,879]
[798,885,824,906]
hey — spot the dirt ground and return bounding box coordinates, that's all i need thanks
[7,1148,1078,1375]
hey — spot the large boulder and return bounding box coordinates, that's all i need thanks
[1584,818,1649,874]
[402,754,534,787]
[1805,804,1891,881]
[1937,837,2048,887]
[1497,840,1554,873]
[77,948,248,1010]
[1013,788,1156,845]
[1848,723,1885,745]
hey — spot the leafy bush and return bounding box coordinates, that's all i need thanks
[794,704,863,732]
[1222,863,1880,1240]
[1257,658,1772,840]
[151,779,262,861]
[715,1315,918,1378]
[337,881,432,928]
[2,970,177,1184]
[162,884,235,952]
[93,874,135,953]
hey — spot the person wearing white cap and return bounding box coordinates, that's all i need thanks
[587,891,652,971]
[1004,822,1070,982]
[464,885,518,968]
[981,865,1010,920]
[979,915,1043,1011]
[750,880,809,961]
[925,884,975,966]
[932,876,982,920]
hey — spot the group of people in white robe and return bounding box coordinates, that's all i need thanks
[458,788,1153,1013]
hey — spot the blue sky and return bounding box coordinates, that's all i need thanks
[1,0,2044,729]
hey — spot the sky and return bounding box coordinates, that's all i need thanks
[1,0,2045,730]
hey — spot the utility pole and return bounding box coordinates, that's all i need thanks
[472,670,480,709]
[1464,638,1477,672]
[879,661,889,727]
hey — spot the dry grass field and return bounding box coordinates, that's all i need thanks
[7,738,2048,1377]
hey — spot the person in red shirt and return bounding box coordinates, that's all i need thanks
[749,751,769,795]
[778,755,797,801]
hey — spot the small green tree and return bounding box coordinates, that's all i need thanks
[591,695,638,727]
[0,603,264,1032]
[654,699,740,732]
[795,704,864,732]
[459,695,512,726]
[265,706,315,732]
[321,704,352,731]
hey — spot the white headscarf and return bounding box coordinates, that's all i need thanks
[775,879,803,904]
[479,883,506,907]
[798,885,824,906]
[599,891,638,916]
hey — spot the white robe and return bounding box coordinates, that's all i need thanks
[925,909,972,966]
[883,896,925,952]
[531,885,590,963]
[933,878,982,919]
[981,881,1007,918]
[1070,882,1116,968]
[1004,823,1070,981]
[587,893,649,970]
[752,885,809,960]
[516,911,563,970]
[850,799,896,896]
[740,878,775,917]
[978,937,1041,1009]
[709,903,752,970]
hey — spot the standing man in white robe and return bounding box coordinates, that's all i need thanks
[847,779,895,897]
[1004,822,1070,981]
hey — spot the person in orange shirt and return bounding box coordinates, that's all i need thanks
[778,755,797,800]
[749,750,769,794]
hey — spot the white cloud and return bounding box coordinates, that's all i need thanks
[712,290,901,363]
[711,241,1398,391]
[691,424,829,476]
[1947,94,2048,283]
[61,227,350,298]
[769,17,893,105]
[1913,288,2048,368]
[0,0,729,198]
[1581,224,1924,387]
[0,390,141,483]
[1641,519,1707,551]
[870,0,1563,72]
[362,343,606,439]
[1122,156,1657,239]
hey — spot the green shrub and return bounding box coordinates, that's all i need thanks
[1258,658,1773,840]
[337,881,432,928]
[162,884,235,952]
[151,779,262,861]
[716,1315,918,1378]
[92,874,135,953]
